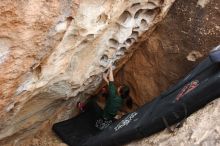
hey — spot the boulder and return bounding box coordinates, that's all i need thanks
[0,0,174,144]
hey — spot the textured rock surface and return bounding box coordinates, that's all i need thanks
[0,0,174,144]
[115,0,220,105]
[1,0,219,145]
[127,98,220,146]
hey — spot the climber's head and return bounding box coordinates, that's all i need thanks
[118,85,133,109]
[118,85,130,99]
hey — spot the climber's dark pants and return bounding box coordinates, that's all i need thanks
[85,95,116,130]
[85,95,102,117]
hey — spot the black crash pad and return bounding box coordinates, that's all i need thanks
[53,47,220,146]
[52,102,103,146]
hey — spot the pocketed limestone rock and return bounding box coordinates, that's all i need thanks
[0,0,174,144]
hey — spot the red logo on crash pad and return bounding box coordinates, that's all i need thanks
[176,80,199,101]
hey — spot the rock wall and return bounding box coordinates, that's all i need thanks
[0,0,174,144]
[115,0,220,105]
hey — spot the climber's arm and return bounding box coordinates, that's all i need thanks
[103,71,109,85]
[108,65,114,82]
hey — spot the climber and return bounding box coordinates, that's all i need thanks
[95,64,133,130]
[77,64,133,130]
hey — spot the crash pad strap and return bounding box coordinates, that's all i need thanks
[162,102,188,133]
[176,102,188,128]
[162,116,174,133]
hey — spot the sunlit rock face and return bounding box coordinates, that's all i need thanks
[0,0,174,144]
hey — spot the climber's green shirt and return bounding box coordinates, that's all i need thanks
[103,81,123,119]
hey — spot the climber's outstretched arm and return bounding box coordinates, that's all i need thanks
[103,71,109,85]
[109,65,114,82]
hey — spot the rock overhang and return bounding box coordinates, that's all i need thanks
[0,0,175,142]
